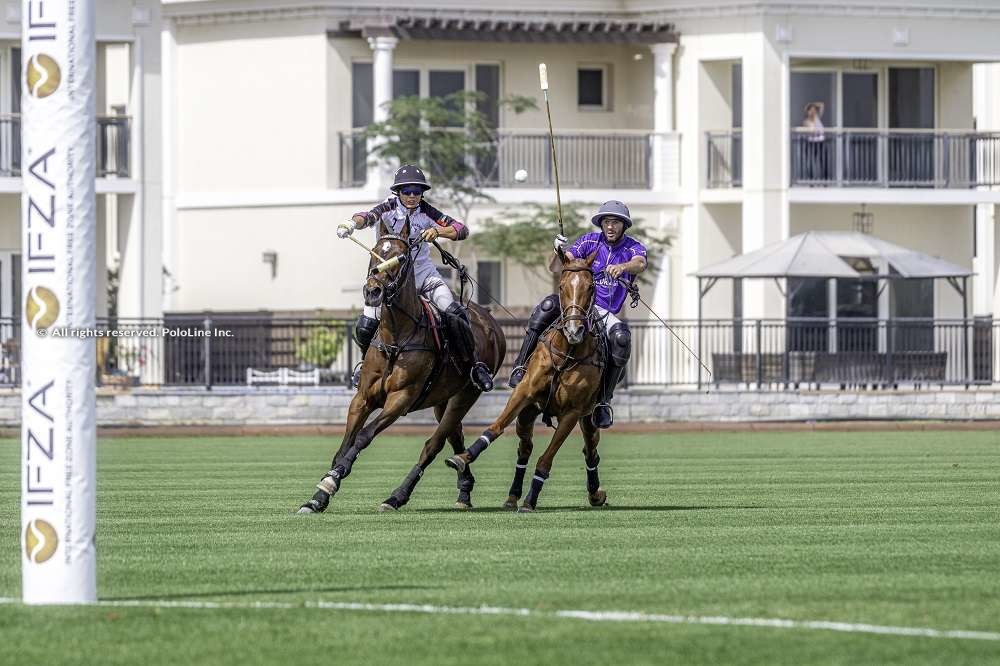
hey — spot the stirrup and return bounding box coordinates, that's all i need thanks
[508,365,527,388]
[351,362,363,389]
[592,403,614,429]
[470,362,494,392]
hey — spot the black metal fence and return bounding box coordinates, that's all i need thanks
[1,316,995,389]
[789,130,1000,188]
[0,115,131,178]
[706,130,742,188]
[337,129,675,190]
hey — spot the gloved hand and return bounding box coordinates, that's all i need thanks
[553,234,568,253]
[337,223,354,239]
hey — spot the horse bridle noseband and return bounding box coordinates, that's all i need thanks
[556,264,598,336]
[368,233,419,307]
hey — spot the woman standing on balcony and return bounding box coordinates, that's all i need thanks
[801,101,828,182]
[507,200,647,429]
[336,164,495,393]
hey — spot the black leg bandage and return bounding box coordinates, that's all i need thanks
[524,468,550,507]
[508,457,530,499]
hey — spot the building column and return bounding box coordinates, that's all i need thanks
[367,34,398,190]
[973,203,997,316]
[161,18,177,312]
[651,42,677,191]
[740,33,787,319]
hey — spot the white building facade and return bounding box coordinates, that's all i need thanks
[159,0,1000,335]
[0,0,164,322]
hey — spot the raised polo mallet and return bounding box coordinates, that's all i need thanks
[539,63,564,236]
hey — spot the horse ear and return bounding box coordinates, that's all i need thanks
[377,217,391,238]
[585,250,599,267]
[401,214,412,240]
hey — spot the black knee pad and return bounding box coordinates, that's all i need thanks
[608,323,631,366]
[528,294,559,333]
[354,315,379,346]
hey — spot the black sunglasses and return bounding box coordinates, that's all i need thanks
[398,187,424,196]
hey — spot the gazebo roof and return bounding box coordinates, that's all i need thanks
[694,231,973,280]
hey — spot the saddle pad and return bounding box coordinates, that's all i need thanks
[419,297,444,352]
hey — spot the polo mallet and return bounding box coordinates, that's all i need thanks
[539,63,564,237]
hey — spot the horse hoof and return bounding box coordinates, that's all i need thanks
[517,504,536,513]
[454,501,472,510]
[379,496,402,512]
[445,455,467,474]
[502,497,519,511]
[298,492,329,514]
[589,488,608,507]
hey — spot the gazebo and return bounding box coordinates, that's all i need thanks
[692,231,975,388]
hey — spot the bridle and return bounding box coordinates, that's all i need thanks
[555,264,598,338]
[367,232,419,308]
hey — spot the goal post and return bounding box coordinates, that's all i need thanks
[20,0,98,604]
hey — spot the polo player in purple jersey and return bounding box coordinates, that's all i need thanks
[508,200,647,428]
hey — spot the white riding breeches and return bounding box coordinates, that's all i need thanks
[363,269,455,320]
[595,306,621,331]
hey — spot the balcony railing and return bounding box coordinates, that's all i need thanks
[0,315,994,389]
[0,114,131,178]
[790,129,1000,188]
[706,130,742,188]
[338,129,680,190]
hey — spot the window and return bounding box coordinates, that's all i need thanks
[393,70,419,100]
[577,65,609,110]
[429,70,465,126]
[889,68,934,130]
[476,261,502,306]
[787,278,829,352]
[11,47,21,114]
[475,64,501,184]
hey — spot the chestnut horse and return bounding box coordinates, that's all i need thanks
[445,250,608,512]
[298,216,505,513]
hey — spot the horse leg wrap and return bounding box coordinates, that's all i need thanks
[316,469,340,495]
[457,467,476,494]
[466,431,496,462]
[390,465,424,505]
[508,458,530,499]
[586,461,601,496]
[456,466,475,507]
[523,469,549,508]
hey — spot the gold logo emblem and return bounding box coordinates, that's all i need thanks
[25,286,60,330]
[24,519,58,564]
[25,54,61,99]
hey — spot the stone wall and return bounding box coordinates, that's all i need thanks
[2,387,999,427]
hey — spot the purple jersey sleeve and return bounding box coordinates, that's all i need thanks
[567,232,603,259]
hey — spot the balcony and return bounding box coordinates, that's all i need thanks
[705,129,1000,190]
[790,129,1000,189]
[0,115,131,178]
[339,129,680,191]
[706,130,742,188]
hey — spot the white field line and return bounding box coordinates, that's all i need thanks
[0,597,998,642]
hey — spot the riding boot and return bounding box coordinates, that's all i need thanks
[593,322,631,429]
[445,303,494,392]
[351,314,379,388]
[509,294,560,388]
[592,364,625,429]
[508,329,541,388]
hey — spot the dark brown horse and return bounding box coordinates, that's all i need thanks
[446,250,608,512]
[298,216,505,513]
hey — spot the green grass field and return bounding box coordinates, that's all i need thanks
[1,430,999,665]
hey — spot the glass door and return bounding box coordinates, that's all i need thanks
[888,68,935,186]
[789,71,837,184]
[842,72,879,184]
